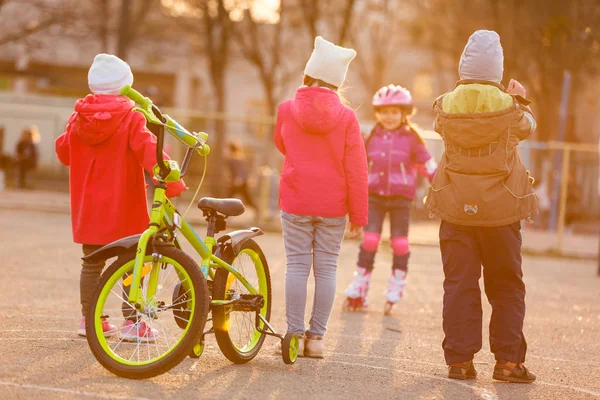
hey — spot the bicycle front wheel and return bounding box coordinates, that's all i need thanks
[86,246,209,379]
[212,239,271,363]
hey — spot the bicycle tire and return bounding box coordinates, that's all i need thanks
[212,239,271,364]
[86,246,209,379]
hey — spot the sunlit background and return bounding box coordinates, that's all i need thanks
[0,0,598,256]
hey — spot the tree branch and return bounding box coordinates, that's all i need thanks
[337,0,356,45]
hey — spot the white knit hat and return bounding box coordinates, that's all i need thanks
[304,36,357,88]
[88,54,134,95]
[459,30,504,83]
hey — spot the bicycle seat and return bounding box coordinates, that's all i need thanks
[198,197,245,216]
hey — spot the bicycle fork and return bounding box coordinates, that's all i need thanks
[127,184,167,309]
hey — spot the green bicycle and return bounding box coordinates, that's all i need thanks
[83,85,299,379]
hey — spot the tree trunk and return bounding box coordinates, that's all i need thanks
[210,70,227,197]
[301,0,318,40]
[117,0,131,59]
[261,81,277,167]
[99,0,110,52]
[337,0,356,45]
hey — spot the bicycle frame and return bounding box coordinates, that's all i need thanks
[126,177,257,310]
[82,84,297,373]
[117,84,257,310]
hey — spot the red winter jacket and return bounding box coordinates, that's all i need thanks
[55,95,186,245]
[274,86,368,226]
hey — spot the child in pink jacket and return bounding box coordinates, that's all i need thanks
[274,36,368,358]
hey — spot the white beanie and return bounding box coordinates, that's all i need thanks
[459,30,504,83]
[88,54,134,95]
[304,36,357,88]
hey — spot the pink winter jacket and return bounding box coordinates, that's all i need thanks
[274,86,369,226]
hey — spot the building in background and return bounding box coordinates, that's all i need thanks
[0,0,442,173]
[0,0,596,218]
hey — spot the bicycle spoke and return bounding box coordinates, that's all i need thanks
[167,278,189,305]
[154,317,173,350]
[147,332,151,361]
[169,287,192,307]
[161,270,180,294]
[153,329,161,358]
[127,323,143,361]
[158,263,172,289]
[111,328,129,353]
[93,255,199,367]
[109,289,137,310]
[172,313,190,325]
[156,265,175,298]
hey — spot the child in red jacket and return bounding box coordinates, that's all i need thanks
[55,54,185,339]
[273,37,368,358]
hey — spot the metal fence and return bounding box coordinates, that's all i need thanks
[519,141,600,249]
[0,98,598,254]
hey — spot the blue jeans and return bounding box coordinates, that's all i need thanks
[357,195,412,271]
[281,211,346,337]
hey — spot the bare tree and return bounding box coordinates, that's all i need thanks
[297,0,356,46]
[166,0,234,195]
[0,0,160,59]
[115,0,156,59]
[97,0,111,52]
[408,0,600,143]
[298,0,319,40]
[0,0,79,48]
[348,0,413,97]
[232,0,359,114]
[82,0,158,58]
[233,2,297,115]
[230,0,358,167]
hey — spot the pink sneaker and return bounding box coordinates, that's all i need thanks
[77,316,117,337]
[119,320,159,343]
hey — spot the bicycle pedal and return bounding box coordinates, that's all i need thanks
[232,294,264,312]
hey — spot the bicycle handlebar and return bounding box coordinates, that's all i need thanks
[120,84,209,150]
[151,105,170,179]
[120,84,211,180]
[120,84,149,109]
[120,84,162,126]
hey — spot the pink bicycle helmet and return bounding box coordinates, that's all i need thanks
[372,85,413,108]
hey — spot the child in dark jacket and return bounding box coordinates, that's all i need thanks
[426,30,537,383]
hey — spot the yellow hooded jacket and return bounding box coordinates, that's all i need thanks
[426,80,538,227]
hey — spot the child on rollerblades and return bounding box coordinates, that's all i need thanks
[344,85,437,315]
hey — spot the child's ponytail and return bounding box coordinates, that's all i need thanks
[400,108,426,146]
[405,120,426,146]
[303,75,350,107]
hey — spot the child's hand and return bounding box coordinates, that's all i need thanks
[507,79,527,98]
[165,180,187,198]
[347,223,363,240]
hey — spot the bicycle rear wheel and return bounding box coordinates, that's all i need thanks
[86,246,209,379]
[212,239,271,364]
